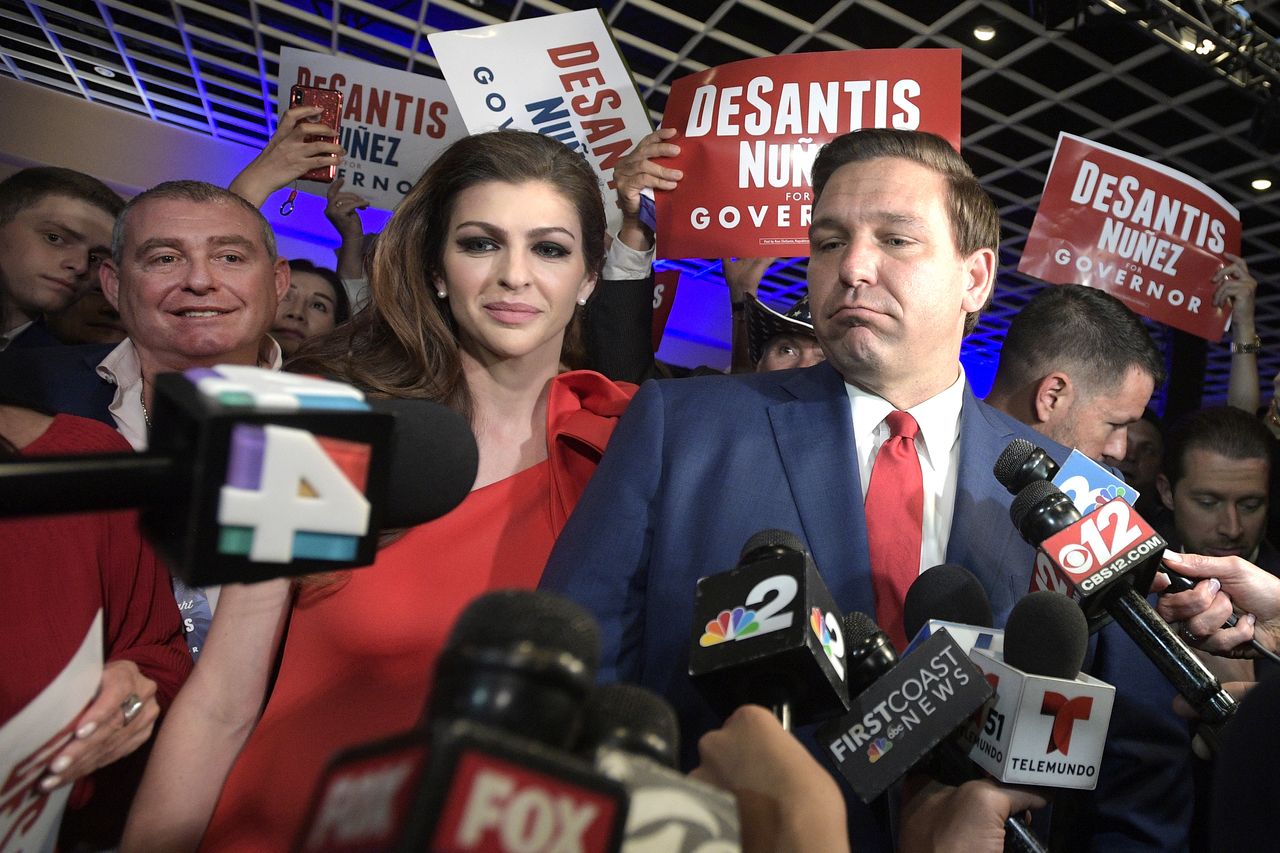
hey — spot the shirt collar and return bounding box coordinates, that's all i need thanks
[98,335,284,385]
[846,370,966,467]
[97,337,142,386]
[0,319,35,351]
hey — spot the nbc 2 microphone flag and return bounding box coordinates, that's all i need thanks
[1051,450,1138,516]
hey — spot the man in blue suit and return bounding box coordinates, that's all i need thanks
[543,129,1191,850]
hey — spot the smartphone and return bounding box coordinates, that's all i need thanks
[289,84,342,183]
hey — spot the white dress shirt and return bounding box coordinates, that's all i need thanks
[95,335,284,619]
[602,236,656,281]
[97,336,284,451]
[846,371,966,574]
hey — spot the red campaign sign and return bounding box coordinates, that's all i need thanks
[1019,133,1241,341]
[654,49,961,261]
[652,270,680,351]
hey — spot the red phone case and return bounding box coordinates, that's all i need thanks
[290,84,342,183]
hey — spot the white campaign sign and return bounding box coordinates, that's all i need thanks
[0,611,103,852]
[276,47,466,211]
[429,9,653,234]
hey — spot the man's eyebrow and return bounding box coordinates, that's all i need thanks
[207,235,258,251]
[134,237,181,258]
[36,218,85,242]
[808,215,846,236]
[881,211,928,228]
[808,210,928,237]
[133,235,257,257]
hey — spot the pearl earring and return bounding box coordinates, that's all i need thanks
[577,297,588,306]
[436,289,447,299]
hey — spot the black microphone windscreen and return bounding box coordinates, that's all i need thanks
[444,589,601,676]
[1004,591,1089,680]
[1009,479,1063,530]
[367,398,478,529]
[993,437,1037,487]
[903,564,993,639]
[738,528,806,561]
[579,683,680,769]
[843,611,884,648]
[842,611,900,698]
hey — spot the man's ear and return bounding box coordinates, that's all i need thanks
[99,260,121,311]
[273,257,291,304]
[1032,372,1072,425]
[1156,473,1175,512]
[960,247,996,315]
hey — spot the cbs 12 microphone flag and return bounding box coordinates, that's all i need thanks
[654,49,961,260]
[1019,132,1242,341]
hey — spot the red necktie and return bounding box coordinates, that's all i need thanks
[866,410,923,650]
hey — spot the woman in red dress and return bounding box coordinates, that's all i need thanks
[122,130,635,851]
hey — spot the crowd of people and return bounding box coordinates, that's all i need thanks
[3,91,1280,853]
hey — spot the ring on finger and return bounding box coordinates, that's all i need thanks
[120,693,144,725]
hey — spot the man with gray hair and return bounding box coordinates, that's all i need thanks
[0,181,290,661]
[0,180,290,448]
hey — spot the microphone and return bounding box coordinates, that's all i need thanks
[999,437,1279,664]
[995,437,1141,518]
[581,684,742,851]
[968,592,1112,788]
[298,590,628,852]
[903,564,1003,658]
[688,529,850,730]
[579,684,680,769]
[418,592,627,853]
[0,366,478,585]
[816,612,993,803]
[1007,479,1238,729]
[898,571,1052,853]
[426,588,601,745]
[993,437,1060,494]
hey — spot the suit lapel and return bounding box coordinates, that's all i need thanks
[768,363,874,615]
[948,387,1029,619]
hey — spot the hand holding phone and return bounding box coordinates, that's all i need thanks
[289,84,343,183]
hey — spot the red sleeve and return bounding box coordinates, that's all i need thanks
[97,509,192,709]
[62,513,192,847]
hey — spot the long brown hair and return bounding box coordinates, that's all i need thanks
[290,130,607,420]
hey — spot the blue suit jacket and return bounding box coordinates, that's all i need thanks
[0,342,115,423]
[542,361,1191,851]
[7,320,62,349]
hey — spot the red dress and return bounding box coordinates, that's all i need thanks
[0,414,191,848]
[200,372,634,851]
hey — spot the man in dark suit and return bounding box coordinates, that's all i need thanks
[985,283,1163,464]
[0,167,122,350]
[543,129,1191,850]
